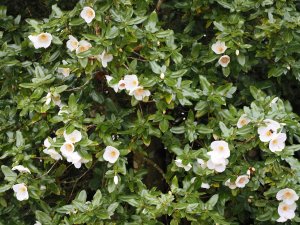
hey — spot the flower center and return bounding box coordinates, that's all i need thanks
[218,146,224,151]
[217,46,224,52]
[284,192,291,198]
[272,139,278,145]
[39,34,48,42]
[71,41,78,48]
[220,57,229,64]
[132,80,138,86]
[135,88,144,95]
[110,151,116,158]
[266,129,274,136]
[65,144,73,152]
[20,186,27,193]
[240,119,246,125]
[239,178,245,184]
[282,205,289,211]
[86,9,94,18]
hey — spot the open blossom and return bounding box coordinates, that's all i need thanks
[129,87,151,101]
[60,142,75,158]
[276,188,299,205]
[235,175,249,188]
[269,133,287,152]
[201,183,210,189]
[43,148,62,160]
[97,51,113,68]
[196,158,207,169]
[211,41,227,54]
[103,146,120,164]
[76,40,92,55]
[28,32,52,49]
[66,152,89,168]
[206,158,228,173]
[66,35,79,52]
[277,202,297,222]
[12,183,29,201]
[174,159,192,171]
[257,119,281,142]
[225,179,237,189]
[12,165,31,174]
[124,75,139,91]
[208,141,230,164]
[237,114,251,128]
[118,79,126,91]
[80,6,95,24]
[105,75,119,92]
[64,130,82,143]
[218,55,230,67]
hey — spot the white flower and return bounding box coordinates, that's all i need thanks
[44,137,52,148]
[160,73,165,79]
[208,141,230,164]
[114,175,119,185]
[201,183,210,189]
[218,55,230,67]
[196,158,207,169]
[235,50,239,56]
[278,202,297,221]
[58,67,70,77]
[12,165,31,174]
[28,33,52,49]
[97,51,113,68]
[206,158,228,173]
[52,94,61,106]
[124,75,139,92]
[12,183,29,201]
[257,119,281,142]
[45,92,52,105]
[237,114,251,128]
[66,152,89,168]
[80,6,95,24]
[129,87,151,101]
[269,133,287,152]
[269,97,279,107]
[174,159,192,171]
[76,40,92,55]
[211,41,227,54]
[64,130,82,143]
[118,79,126,90]
[66,35,79,52]
[103,146,120,164]
[34,221,42,225]
[277,217,288,223]
[225,179,237,189]
[235,175,249,188]
[276,188,299,205]
[43,148,62,161]
[60,142,75,157]
[105,75,119,92]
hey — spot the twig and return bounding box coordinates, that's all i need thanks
[156,0,165,11]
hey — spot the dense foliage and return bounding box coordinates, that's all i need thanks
[1,0,300,224]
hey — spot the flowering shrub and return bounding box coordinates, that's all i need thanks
[1,0,300,224]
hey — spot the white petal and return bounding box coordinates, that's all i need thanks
[60,142,75,157]
[103,146,120,164]
[218,55,230,67]
[80,7,95,24]
[211,41,227,54]
[64,130,82,143]
[114,175,119,185]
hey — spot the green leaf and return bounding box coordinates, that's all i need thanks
[92,190,102,207]
[206,194,219,210]
[159,119,169,133]
[35,210,52,225]
[1,166,17,182]
[16,130,24,147]
[237,54,245,66]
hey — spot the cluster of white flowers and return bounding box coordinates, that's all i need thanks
[258,119,287,152]
[60,130,89,168]
[276,188,299,222]
[206,141,230,173]
[105,75,151,101]
[211,41,230,67]
[225,175,250,189]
